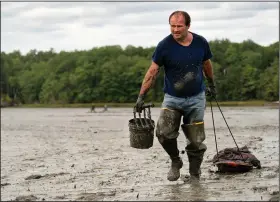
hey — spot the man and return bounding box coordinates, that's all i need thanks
[90,104,96,113]
[135,11,216,182]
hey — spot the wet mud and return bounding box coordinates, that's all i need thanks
[1,107,279,201]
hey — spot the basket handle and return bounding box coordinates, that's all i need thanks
[133,103,155,128]
[142,103,155,109]
[133,103,154,113]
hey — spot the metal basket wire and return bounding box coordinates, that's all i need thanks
[128,104,155,149]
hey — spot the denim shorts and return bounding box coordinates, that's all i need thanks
[161,91,206,124]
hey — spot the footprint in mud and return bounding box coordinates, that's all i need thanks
[252,185,268,192]
[14,195,38,201]
[1,175,7,180]
[46,172,69,178]
[55,195,66,200]
[270,190,279,196]
[99,180,113,186]
[263,173,278,179]
[25,174,42,180]
[208,175,220,180]
[23,158,37,161]
[1,182,11,187]
[76,191,116,201]
[262,166,279,172]
[104,156,120,160]
[25,172,69,180]
[269,195,279,201]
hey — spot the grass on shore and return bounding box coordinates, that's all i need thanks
[13,100,278,108]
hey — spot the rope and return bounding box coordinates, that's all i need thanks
[210,96,245,161]
[210,99,219,161]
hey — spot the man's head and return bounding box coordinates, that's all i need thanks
[169,11,191,41]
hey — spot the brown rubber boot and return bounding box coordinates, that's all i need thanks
[189,155,203,177]
[181,122,207,183]
[184,152,204,183]
[159,138,183,181]
[167,156,183,181]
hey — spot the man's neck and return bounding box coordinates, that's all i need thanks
[176,32,193,46]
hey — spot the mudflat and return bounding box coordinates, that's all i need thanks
[1,107,279,201]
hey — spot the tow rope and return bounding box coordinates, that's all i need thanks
[209,96,245,162]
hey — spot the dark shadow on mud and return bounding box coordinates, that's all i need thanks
[24,172,69,180]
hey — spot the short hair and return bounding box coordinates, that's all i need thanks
[169,11,191,26]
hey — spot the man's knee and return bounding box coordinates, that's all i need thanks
[156,108,182,144]
[181,121,206,150]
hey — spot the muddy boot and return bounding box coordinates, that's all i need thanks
[188,152,204,180]
[160,138,183,181]
[168,156,183,181]
[181,122,207,182]
[182,153,204,184]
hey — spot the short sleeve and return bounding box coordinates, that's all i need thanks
[203,38,213,61]
[152,41,164,66]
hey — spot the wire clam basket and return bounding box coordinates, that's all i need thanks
[128,103,155,149]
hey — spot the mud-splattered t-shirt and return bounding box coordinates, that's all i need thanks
[152,32,212,97]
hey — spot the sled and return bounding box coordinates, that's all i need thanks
[214,160,253,173]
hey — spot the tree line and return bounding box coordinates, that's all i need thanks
[1,39,279,105]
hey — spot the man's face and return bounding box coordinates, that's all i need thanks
[169,14,189,41]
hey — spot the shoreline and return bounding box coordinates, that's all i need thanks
[1,100,279,108]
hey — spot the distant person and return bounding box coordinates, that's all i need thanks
[135,11,216,182]
[90,104,96,113]
[101,104,108,112]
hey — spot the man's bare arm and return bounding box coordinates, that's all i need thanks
[203,59,217,96]
[139,61,160,96]
[203,59,214,83]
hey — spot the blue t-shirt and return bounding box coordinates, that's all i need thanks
[152,32,212,98]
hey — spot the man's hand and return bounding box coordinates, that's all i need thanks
[203,59,216,98]
[135,94,145,113]
[206,85,216,98]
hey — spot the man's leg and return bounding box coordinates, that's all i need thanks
[182,91,207,180]
[156,94,183,181]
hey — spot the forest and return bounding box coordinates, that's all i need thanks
[1,39,279,105]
